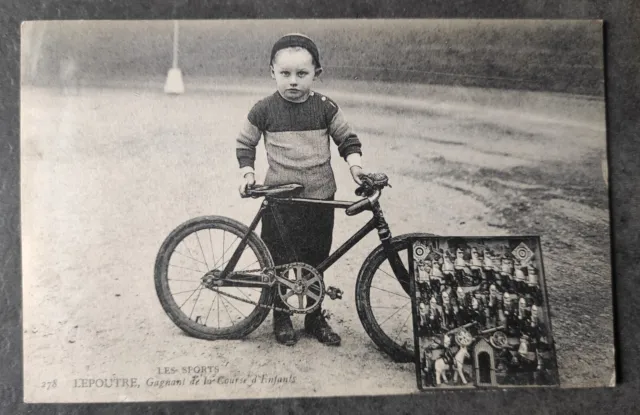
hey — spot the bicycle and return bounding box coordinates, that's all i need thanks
[154,173,433,362]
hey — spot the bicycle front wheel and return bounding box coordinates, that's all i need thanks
[154,216,275,340]
[356,233,434,362]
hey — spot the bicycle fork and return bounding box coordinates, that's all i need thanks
[373,203,411,295]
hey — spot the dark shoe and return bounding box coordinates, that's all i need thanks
[304,310,341,346]
[273,312,297,346]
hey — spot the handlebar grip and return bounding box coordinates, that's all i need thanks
[241,188,254,198]
[345,198,371,216]
[241,183,262,198]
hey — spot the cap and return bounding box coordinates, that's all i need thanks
[270,33,322,73]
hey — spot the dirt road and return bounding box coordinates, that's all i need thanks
[21,80,613,402]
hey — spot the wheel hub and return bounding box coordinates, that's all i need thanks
[293,280,306,294]
[202,269,223,287]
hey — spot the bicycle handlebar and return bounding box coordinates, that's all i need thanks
[345,189,381,216]
[242,173,388,217]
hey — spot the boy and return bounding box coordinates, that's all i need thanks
[236,33,366,346]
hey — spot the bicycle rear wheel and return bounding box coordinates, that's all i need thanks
[154,216,275,340]
[356,233,434,362]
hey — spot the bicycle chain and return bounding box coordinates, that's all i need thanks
[209,286,302,315]
[207,263,324,315]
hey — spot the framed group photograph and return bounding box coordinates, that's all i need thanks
[408,236,559,390]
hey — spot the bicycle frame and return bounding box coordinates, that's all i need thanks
[219,194,410,292]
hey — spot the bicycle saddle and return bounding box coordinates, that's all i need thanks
[245,183,304,198]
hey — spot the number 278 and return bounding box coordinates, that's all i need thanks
[41,380,57,389]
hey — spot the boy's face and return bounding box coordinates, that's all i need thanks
[271,47,317,103]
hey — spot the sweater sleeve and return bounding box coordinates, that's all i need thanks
[236,103,264,169]
[326,99,362,160]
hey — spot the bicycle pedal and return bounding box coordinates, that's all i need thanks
[326,286,343,300]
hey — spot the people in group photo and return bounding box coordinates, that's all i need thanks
[414,241,554,388]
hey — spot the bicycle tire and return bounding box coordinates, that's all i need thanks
[356,232,435,362]
[154,215,275,340]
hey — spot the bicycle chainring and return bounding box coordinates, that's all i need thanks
[204,263,325,315]
[276,262,325,314]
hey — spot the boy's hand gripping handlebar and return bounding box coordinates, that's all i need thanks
[345,173,391,216]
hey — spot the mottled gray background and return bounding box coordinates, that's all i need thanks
[2,0,640,414]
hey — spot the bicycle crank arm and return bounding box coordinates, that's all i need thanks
[271,274,300,292]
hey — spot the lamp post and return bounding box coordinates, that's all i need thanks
[164,20,185,94]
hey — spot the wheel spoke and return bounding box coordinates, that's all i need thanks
[393,309,413,341]
[173,287,203,296]
[377,300,412,327]
[235,287,253,301]
[194,231,210,269]
[298,294,304,309]
[189,285,204,319]
[216,245,248,270]
[209,228,216,266]
[306,290,320,301]
[379,265,403,282]
[240,259,260,271]
[204,296,216,327]
[220,293,247,319]
[178,285,203,309]
[169,264,205,274]
[173,249,208,267]
[219,294,235,326]
[282,290,295,300]
[181,238,200,267]
[169,278,201,283]
[212,237,241,269]
[370,285,410,299]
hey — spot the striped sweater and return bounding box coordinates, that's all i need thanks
[236,91,362,199]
